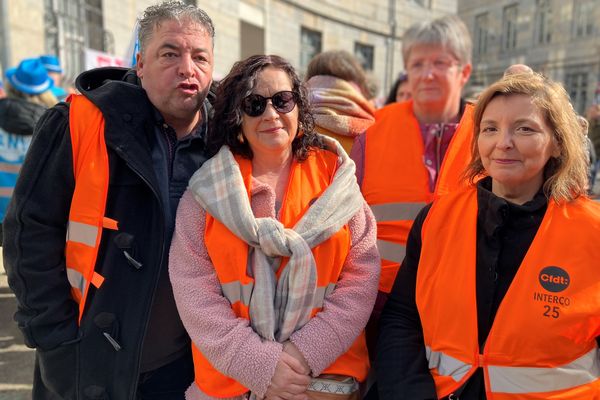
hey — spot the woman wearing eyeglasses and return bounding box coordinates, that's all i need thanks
[168,54,380,400]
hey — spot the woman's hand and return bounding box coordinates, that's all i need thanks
[283,341,310,373]
[265,351,311,400]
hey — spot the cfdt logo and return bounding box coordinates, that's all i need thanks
[538,266,570,293]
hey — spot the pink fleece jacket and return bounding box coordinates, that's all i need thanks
[169,176,380,400]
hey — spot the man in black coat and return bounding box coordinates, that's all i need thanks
[3,1,216,398]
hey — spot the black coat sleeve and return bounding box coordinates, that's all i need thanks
[3,103,77,350]
[376,203,438,400]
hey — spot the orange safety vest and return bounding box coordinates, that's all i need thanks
[361,101,474,293]
[417,187,600,399]
[193,149,369,397]
[65,94,118,322]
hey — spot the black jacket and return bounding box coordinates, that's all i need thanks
[0,97,47,136]
[0,97,47,235]
[376,178,548,400]
[3,67,209,399]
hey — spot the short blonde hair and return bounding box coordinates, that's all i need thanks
[5,80,58,108]
[464,72,588,203]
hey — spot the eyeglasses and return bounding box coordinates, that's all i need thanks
[242,91,298,117]
[407,59,459,75]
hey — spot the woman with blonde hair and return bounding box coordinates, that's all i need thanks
[377,72,600,399]
[0,58,57,243]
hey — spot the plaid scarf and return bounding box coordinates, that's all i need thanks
[188,137,363,342]
[307,75,375,138]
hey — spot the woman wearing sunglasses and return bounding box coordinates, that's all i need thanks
[169,54,380,400]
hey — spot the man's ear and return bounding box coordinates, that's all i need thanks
[136,53,143,79]
[460,63,472,87]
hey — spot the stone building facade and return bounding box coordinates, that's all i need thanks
[0,0,457,96]
[458,0,600,113]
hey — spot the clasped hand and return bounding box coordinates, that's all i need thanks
[264,342,311,400]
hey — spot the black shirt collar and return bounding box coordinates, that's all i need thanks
[477,177,548,238]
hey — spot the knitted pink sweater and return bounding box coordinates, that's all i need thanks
[169,177,380,400]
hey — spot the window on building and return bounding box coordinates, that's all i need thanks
[474,13,489,56]
[300,27,322,72]
[240,21,265,61]
[565,72,588,114]
[534,0,552,44]
[85,0,105,52]
[354,42,374,71]
[413,0,432,8]
[572,0,594,38]
[45,0,84,82]
[45,0,110,82]
[502,4,518,51]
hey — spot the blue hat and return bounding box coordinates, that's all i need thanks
[50,85,67,101]
[40,54,63,73]
[5,58,53,95]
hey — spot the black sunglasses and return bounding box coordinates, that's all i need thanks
[242,91,298,117]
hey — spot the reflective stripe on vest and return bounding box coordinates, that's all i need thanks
[418,187,600,398]
[426,346,472,383]
[362,101,474,293]
[369,202,426,222]
[67,220,99,247]
[66,268,86,298]
[427,347,600,394]
[488,347,600,394]
[376,239,406,265]
[369,201,425,269]
[66,94,118,322]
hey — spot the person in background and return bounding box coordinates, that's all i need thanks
[169,54,380,400]
[503,63,534,77]
[577,115,597,194]
[4,1,216,398]
[587,102,600,194]
[462,83,485,104]
[365,74,383,109]
[305,50,376,153]
[377,72,600,399]
[384,72,410,105]
[350,16,474,396]
[40,54,68,101]
[0,58,56,245]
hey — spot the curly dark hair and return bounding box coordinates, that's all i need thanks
[207,54,324,160]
